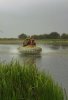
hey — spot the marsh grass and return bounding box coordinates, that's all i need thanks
[0,61,64,100]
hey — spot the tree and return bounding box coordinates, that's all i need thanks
[31,34,49,39]
[61,33,68,39]
[31,35,39,39]
[48,32,60,39]
[18,33,27,39]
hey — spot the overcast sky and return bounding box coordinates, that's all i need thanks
[0,0,68,38]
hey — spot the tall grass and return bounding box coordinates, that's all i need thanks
[0,61,64,100]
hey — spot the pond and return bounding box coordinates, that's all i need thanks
[0,44,68,95]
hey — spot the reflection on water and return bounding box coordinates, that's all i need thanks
[0,44,68,94]
[17,53,42,65]
[49,45,60,50]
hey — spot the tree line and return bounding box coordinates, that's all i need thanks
[18,32,68,39]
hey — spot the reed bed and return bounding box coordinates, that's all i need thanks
[0,61,64,100]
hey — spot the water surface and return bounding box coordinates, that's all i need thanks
[0,44,68,94]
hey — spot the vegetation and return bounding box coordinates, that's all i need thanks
[0,32,68,44]
[18,32,68,40]
[48,32,60,39]
[0,61,64,100]
[36,39,68,46]
[61,33,68,39]
[0,38,68,45]
[31,32,60,39]
[18,33,28,39]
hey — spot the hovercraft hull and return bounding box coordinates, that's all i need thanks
[18,46,42,54]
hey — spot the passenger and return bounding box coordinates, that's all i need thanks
[23,38,29,46]
[23,38,36,47]
[31,39,36,46]
[23,40,27,46]
[27,39,31,45]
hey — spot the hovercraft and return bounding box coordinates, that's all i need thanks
[18,38,42,54]
[18,46,42,54]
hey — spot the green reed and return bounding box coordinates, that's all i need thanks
[0,61,64,100]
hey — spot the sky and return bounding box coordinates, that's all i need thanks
[0,0,68,38]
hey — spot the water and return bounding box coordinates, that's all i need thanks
[0,44,68,95]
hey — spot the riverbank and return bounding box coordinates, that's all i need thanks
[0,39,68,45]
[0,61,64,100]
[0,39,22,44]
[37,39,68,45]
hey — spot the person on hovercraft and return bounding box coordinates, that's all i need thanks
[23,38,36,47]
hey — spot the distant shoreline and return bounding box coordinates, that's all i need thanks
[0,39,23,44]
[0,39,68,45]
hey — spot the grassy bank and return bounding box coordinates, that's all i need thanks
[0,39,23,44]
[0,61,64,100]
[0,38,68,45]
[36,39,68,45]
